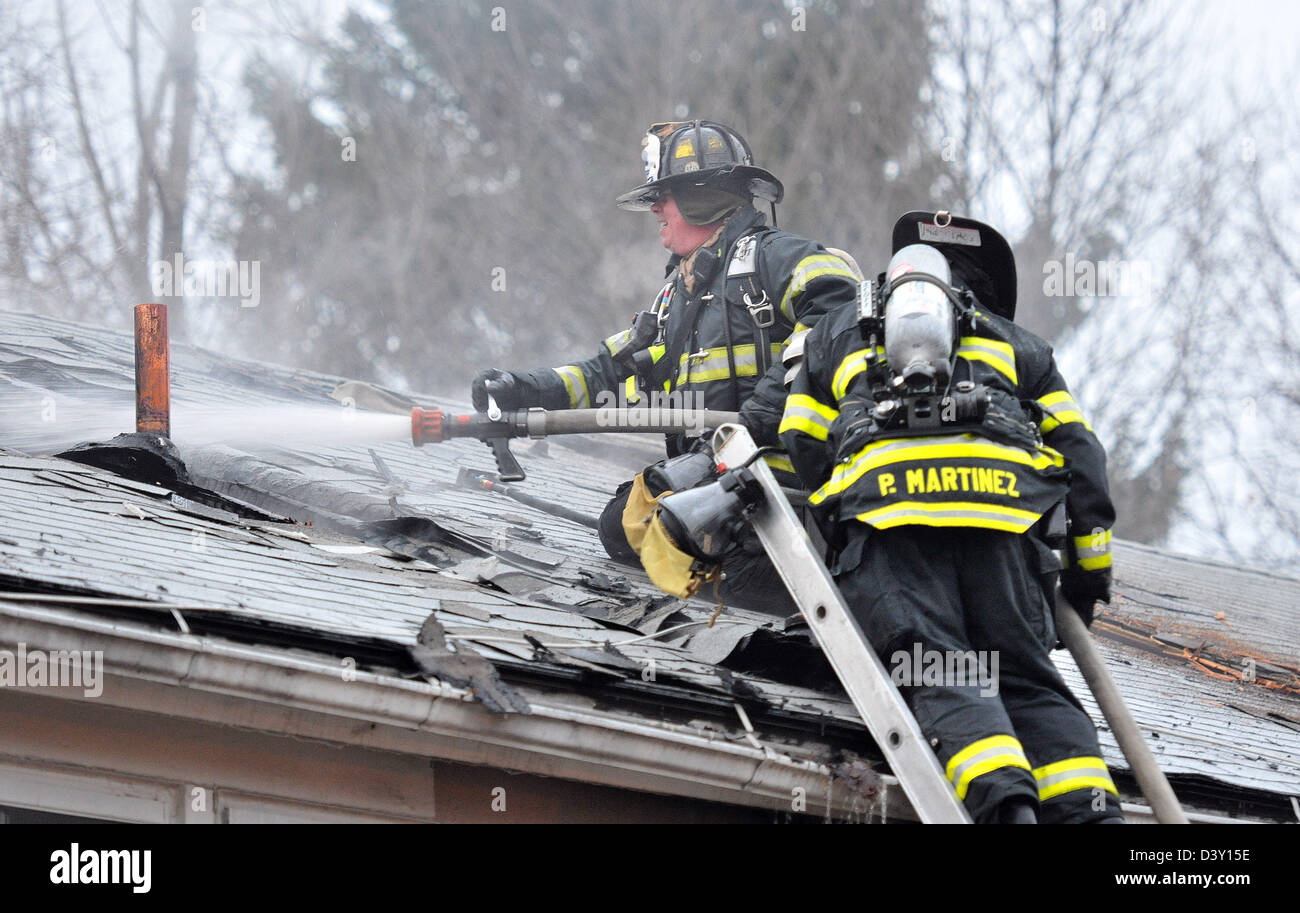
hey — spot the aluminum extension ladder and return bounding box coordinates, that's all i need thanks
[711,424,972,823]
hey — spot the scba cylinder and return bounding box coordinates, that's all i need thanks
[884,244,957,390]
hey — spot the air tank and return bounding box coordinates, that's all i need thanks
[884,244,956,390]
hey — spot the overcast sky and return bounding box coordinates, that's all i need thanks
[1194,0,1300,97]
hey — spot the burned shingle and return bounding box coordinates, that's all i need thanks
[409,614,530,714]
[2,309,1299,819]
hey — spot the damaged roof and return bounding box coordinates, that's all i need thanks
[0,308,1297,821]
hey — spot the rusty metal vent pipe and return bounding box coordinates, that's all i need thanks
[134,303,170,435]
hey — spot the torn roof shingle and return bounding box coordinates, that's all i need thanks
[0,447,865,732]
[1,308,1298,819]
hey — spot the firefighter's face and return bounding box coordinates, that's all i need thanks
[651,192,713,256]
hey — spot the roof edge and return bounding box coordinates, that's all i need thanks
[0,601,909,821]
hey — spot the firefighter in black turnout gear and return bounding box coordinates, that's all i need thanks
[780,211,1122,823]
[472,121,858,614]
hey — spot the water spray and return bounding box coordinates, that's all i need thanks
[1,302,737,471]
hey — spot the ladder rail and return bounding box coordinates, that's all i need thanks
[712,425,971,824]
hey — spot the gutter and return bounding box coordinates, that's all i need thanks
[0,601,909,821]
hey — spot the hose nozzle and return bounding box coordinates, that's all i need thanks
[411,406,447,446]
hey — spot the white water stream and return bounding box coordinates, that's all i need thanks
[0,390,411,455]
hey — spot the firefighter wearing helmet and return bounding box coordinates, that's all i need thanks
[470,120,859,614]
[779,210,1121,823]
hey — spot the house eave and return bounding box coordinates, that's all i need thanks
[0,599,911,821]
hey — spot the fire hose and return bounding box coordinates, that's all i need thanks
[410,405,740,481]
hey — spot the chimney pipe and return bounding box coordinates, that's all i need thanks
[134,303,170,435]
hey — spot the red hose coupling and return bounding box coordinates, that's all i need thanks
[411,407,446,445]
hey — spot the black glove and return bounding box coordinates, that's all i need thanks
[611,310,661,373]
[828,395,876,464]
[471,369,524,413]
[1059,567,1111,627]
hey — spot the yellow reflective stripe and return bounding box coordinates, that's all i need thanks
[792,321,813,334]
[779,393,839,441]
[1041,409,1090,432]
[763,453,796,475]
[780,254,858,322]
[1037,390,1094,433]
[831,347,884,400]
[813,433,1064,501]
[677,344,782,384]
[627,376,672,402]
[779,415,830,440]
[958,336,1018,385]
[1039,390,1074,408]
[1072,529,1112,570]
[647,344,667,363]
[787,393,838,422]
[602,329,632,356]
[1033,756,1118,801]
[960,335,1015,362]
[831,348,870,400]
[854,500,1042,533]
[554,365,590,409]
[1073,530,1111,550]
[945,735,1031,801]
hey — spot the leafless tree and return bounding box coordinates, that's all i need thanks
[927,0,1252,547]
[1185,82,1300,571]
[1,0,203,334]
[223,0,948,390]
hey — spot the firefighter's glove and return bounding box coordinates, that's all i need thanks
[611,310,661,374]
[471,369,524,413]
[1060,567,1111,628]
[829,396,875,465]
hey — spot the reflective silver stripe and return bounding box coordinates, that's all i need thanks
[678,344,781,384]
[681,346,756,382]
[1037,390,1093,432]
[602,329,632,356]
[782,329,809,365]
[947,740,1031,800]
[840,435,930,462]
[779,254,859,322]
[1073,530,1111,561]
[763,451,796,474]
[830,346,884,400]
[857,502,1041,533]
[1039,395,1082,417]
[1035,764,1113,793]
[957,338,1018,384]
[553,365,590,409]
[1071,529,1112,570]
[779,402,835,440]
[1033,757,1118,801]
[783,403,833,429]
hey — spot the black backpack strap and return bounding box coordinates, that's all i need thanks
[726,227,784,377]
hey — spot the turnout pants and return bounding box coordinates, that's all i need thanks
[836,523,1123,824]
[598,479,797,617]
